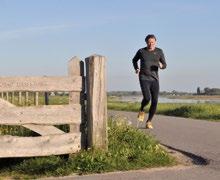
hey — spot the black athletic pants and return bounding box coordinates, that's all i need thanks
[139,77,159,121]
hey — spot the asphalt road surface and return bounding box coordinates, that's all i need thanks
[42,110,220,180]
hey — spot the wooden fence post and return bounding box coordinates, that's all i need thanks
[6,92,8,101]
[68,57,86,149]
[34,92,39,106]
[25,92,29,105]
[44,92,49,105]
[11,92,13,102]
[85,55,107,150]
[18,91,22,105]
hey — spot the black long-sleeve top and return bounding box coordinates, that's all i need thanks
[132,47,167,80]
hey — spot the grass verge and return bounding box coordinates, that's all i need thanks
[107,100,220,121]
[0,116,176,179]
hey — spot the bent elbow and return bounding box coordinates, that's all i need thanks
[162,64,167,69]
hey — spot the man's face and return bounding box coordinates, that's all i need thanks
[147,38,156,50]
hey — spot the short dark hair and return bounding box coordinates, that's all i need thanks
[145,34,157,42]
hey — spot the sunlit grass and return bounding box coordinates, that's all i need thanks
[107,100,220,121]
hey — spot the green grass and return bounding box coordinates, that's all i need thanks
[0,116,176,179]
[107,100,220,121]
[0,125,37,136]
[4,93,69,106]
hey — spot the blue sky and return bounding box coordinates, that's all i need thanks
[0,0,219,92]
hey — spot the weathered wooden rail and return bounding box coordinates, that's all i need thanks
[0,55,107,158]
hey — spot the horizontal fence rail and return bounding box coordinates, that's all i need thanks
[0,104,81,125]
[0,132,81,157]
[0,76,82,92]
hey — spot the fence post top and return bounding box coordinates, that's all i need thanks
[85,54,106,61]
[90,54,104,57]
[68,56,81,63]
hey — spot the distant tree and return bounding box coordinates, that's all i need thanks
[197,87,201,95]
[204,87,210,94]
[208,88,220,95]
[171,90,177,95]
[203,87,220,95]
[131,91,137,95]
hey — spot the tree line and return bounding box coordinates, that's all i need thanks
[197,87,220,95]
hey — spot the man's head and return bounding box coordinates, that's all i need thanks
[145,34,156,51]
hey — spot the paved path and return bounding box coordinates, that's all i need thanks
[44,110,220,180]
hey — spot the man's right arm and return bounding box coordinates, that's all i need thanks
[132,50,140,72]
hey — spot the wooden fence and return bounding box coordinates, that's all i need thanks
[0,55,107,158]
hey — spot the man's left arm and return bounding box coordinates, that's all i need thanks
[159,49,167,69]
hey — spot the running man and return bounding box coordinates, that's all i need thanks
[132,34,167,129]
